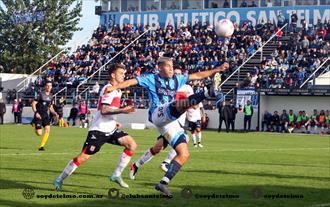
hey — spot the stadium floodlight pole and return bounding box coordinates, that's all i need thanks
[299,57,330,88]
[219,23,288,88]
[75,27,152,95]
[16,48,69,93]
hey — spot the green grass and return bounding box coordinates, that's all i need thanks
[0,124,329,207]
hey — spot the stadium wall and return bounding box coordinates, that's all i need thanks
[101,6,329,29]
[2,106,258,130]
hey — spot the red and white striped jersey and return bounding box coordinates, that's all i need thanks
[89,84,122,133]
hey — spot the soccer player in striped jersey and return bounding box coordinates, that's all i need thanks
[53,64,137,190]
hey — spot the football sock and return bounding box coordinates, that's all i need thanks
[198,131,202,143]
[56,158,80,182]
[112,149,133,177]
[192,133,196,144]
[164,149,177,164]
[135,148,155,168]
[160,160,182,185]
[40,132,49,147]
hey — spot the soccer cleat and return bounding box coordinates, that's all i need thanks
[160,162,169,173]
[38,147,45,151]
[288,128,293,133]
[193,144,197,148]
[53,179,63,191]
[213,72,222,91]
[198,143,204,148]
[129,163,138,180]
[155,183,172,198]
[109,175,129,188]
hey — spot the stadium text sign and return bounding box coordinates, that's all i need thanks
[101,6,329,29]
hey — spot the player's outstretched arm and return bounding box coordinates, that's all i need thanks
[105,78,138,94]
[101,105,135,115]
[188,62,229,81]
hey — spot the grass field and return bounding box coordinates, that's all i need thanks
[0,124,329,207]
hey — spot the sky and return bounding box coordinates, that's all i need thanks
[65,0,100,50]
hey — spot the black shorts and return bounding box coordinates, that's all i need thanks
[80,114,86,120]
[33,113,51,129]
[82,130,128,155]
[157,135,169,149]
[188,120,201,132]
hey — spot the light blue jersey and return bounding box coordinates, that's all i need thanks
[135,73,189,115]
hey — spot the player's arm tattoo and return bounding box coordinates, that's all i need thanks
[100,104,125,115]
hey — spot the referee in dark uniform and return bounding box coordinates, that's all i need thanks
[31,81,58,151]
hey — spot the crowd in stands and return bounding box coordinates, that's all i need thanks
[261,109,330,134]
[11,14,327,112]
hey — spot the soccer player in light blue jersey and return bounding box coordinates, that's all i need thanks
[105,57,229,197]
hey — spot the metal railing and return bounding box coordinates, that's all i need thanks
[17,35,90,93]
[75,28,152,94]
[299,57,330,88]
[53,87,67,104]
[16,48,69,93]
[220,23,288,88]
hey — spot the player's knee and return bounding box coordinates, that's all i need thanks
[128,140,137,152]
[180,151,190,161]
[36,130,42,136]
[77,153,90,163]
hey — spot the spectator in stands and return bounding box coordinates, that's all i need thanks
[240,0,248,7]
[67,104,79,126]
[249,1,257,7]
[290,11,298,33]
[91,81,100,96]
[243,100,253,132]
[0,98,5,124]
[137,97,147,109]
[277,11,286,28]
[223,0,230,8]
[271,111,280,132]
[280,109,289,132]
[228,99,238,131]
[261,110,272,131]
[326,110,330,134]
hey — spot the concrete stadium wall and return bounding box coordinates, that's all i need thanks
[1,106,258,130]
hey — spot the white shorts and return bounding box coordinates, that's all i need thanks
[150,104,186,147]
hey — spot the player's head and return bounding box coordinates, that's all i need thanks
[313,109,317,114]
[283,109,286,114]
[45,81,52,92]
[289,109,293,114]
[158,57,174,78]
[108,64,126,84]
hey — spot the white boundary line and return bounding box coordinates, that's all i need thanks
[0,147,329,156]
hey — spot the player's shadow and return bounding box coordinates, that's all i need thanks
[0,184,329,207]
[183,169,329,182]
[0,179,53,192]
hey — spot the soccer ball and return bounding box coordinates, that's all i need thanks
[215,19,234,38]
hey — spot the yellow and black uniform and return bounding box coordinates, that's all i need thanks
[33,91,53,129]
